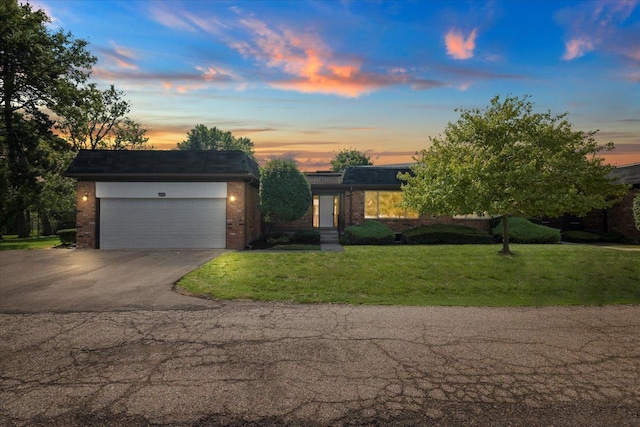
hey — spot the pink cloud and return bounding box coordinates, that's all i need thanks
[562,37,595,60]
[230,17,400,97]
[445,28,478,60]
[558,0,639,61]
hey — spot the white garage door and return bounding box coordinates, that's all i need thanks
[100,198,226,249]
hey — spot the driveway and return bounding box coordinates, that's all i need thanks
[0,249,224,313]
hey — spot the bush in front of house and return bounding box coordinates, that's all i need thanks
[561,230,601,243]
[57,228,76,245]
[493,217,560,244]
[343,220,394,245]
[402,224,494,244]
[292,229,321,244]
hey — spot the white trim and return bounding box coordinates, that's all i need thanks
[96,182,227,199]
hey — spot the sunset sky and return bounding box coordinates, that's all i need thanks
[31,0,640,170]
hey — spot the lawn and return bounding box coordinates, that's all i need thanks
[178,245,640,306]
[0,235,62,251]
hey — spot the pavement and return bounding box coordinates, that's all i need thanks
[0,248,224,312]
[1,249,639,426]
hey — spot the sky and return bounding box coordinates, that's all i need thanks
[29,0,640,170]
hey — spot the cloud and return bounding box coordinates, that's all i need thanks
[229,16,396,97]
[97,42,139,70]
[445,28,478,60]
[557,0,639,60]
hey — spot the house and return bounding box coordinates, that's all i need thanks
[65,150,261,249]
[572,163,640,243]
[273,165,492,236]
[66,149,639,249]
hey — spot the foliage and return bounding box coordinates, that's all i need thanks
[57,84,149,150]
[561,230,601,243]
[399,95,628,255]
[176,124,254,157]
[57,228,77,245]
[259,159,312,225]
[402,224,494,244]
[1,1,95,236]
[633,194,640,231]
[330,148,373,172]
[293,229,321,244]
[177,245,640,306]
[492,217,560,244]
[343,220,394,245]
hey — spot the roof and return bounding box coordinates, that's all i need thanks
[304,172,343,186]
[65,150,260,184]
[340,165,413,187]
[609,163,640,185]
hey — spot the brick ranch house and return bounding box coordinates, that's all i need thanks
[66,151,640,249]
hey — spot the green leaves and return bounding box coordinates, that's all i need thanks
[330,148,373,172]
[400,94,629,254]
[176,124,255,157]
[259,159,312,224]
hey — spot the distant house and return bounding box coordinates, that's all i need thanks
[556,162,640,243]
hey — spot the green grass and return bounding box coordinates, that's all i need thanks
[178,245,640,306]
[0,235,62,251]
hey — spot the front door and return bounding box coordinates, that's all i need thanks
[319,195,336,227]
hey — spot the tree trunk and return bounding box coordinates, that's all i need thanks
[499,215,511,255]
[17,208,30,238]
[39,208,54,236]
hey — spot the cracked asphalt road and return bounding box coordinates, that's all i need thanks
[1,303,639,426]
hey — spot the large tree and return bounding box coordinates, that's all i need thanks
[399,95,628,255]
[177,124,254,157]
[330,148,372,172]
[1,0,95,236]
[57,84,149,150]
[259,159,311,233]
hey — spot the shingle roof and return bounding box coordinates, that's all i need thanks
[65,150,260,183]
[304,172,343,186]
[609,163,640,185]
[340,165,413,187]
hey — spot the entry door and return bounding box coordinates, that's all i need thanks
[319,195,335,228]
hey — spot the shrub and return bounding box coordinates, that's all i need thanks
[266,232,290,245]
[343,220,394,245]
[562,230,601,243]
[57,228,76,245]
[402,224,493,244]
[292,229,321,244]
[492,217,560,244]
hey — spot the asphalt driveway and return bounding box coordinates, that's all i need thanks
[0,248,224,313]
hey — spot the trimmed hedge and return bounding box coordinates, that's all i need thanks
[562,230,601,243]
[492,217,560,244]
[402,224,494,244]
[292,229,321,244]
[57,228,77,245]
[343,220,394,245]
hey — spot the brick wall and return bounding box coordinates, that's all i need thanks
[75,181,97,248]
[608,188,640,243]
[226,182,263,249]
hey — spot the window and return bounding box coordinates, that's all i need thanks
[365,191,419,219]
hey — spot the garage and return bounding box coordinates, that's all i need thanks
[97,182,227,249]
[65,150,262,250]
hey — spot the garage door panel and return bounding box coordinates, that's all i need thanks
[100,198,226,249]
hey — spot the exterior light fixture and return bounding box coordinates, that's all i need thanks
[82,192,88,201]
[229,195,237,202]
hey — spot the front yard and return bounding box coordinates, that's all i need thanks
[177,245,640,306]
